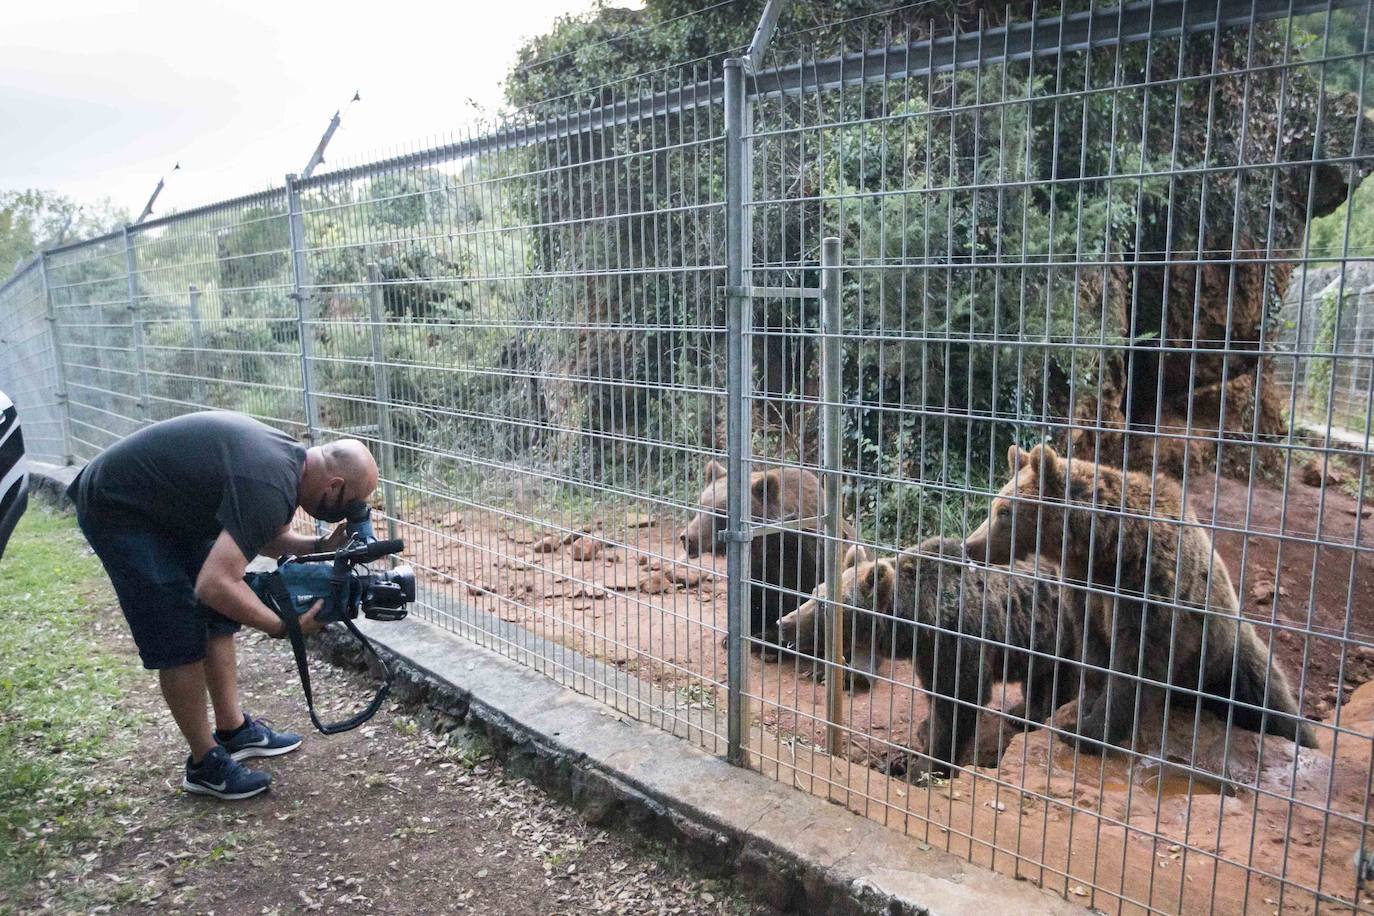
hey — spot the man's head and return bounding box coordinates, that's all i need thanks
[301,439,379,523]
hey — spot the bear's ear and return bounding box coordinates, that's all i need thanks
[1027,442,1065,484]
[751,470,782,513]
[1008,444,1029,475]
[856,561,878,595]
[841,544,866,570]
[703,459,727,484]
[873,560,897,607]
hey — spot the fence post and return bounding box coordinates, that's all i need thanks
[723,57,753,767]
[122,226,151,426]
[366,263,398,541]
[38,253,75,465]
[188,284,207,407]
[285,173,321,446]
[819,236,846,758]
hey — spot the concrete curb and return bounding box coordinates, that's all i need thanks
[30,461,1080,915]
[28,461,79,507]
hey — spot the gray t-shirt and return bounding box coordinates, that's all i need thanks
[71,411,306,561]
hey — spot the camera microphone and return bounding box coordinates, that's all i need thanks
[340,538,405,563]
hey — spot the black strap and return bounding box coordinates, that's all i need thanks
[261,573,392,735]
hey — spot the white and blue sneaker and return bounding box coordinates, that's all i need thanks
[215,714,303,761]
[182,746,271,800]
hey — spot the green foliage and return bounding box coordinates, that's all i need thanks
[1306,286,1341,414]
[0,509,142,900]
[1308,177,1374,262]
[0,189,127,275]
[214,206,290,296]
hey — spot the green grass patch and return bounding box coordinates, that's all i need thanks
[0,506,142,908]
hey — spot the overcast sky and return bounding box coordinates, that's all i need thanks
[1,0,636,217]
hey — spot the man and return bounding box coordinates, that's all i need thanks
[70,410,379,800]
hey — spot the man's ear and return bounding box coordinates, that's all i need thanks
[704,459,727,484]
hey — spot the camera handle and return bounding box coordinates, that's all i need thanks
[259,570,393,735]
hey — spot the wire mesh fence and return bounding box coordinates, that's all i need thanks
[1275,265,1374,439]
[1,2,1371,913]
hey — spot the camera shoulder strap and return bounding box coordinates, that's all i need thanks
[260,572,393,735]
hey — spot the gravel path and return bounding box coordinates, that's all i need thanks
[40,607,762,915]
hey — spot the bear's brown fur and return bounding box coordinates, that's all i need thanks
[777,536,1091,776]
[680,460,855,649]
[964,443,1317,751]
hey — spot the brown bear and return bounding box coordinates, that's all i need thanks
[680,460,850,652]
[964,442,1317,752]
[777,536,1092,777]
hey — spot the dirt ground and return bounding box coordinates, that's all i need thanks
[394,464,1374,915]
[1186,465,1374,720]
[28,605,761,915]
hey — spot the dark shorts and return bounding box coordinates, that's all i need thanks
[76,514,241,670]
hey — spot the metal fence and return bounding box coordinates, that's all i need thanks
[1275,265,1374,438]
[2,2,1372,912]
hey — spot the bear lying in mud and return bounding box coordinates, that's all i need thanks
[964,443,1318,752]
[680,460,857,653]
[777,536,1093,777]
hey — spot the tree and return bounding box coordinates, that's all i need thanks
[501,1,1373,503]
[0,189,128,274]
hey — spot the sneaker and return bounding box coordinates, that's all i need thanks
[215,713,303,761]
[183,745,271,800]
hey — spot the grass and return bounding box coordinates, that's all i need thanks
[0,507,143,910]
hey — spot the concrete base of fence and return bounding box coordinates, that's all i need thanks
[28,461,79,506]
[29,461,1078,915]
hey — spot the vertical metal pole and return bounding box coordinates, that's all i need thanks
[285,173,321,445]
[820,236,846,757]
[367,263,399,541]
[122,226,151,425]
[38,254,74,465]
[188,285,207,407]
[724,57,752,766]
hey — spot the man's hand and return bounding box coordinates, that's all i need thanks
[261,522,351,559]
[298,599,326,636]
[268,600,326,638]
[316,524,349,552]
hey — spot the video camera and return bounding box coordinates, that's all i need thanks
[245,504,415,734]
[247,506,415,625]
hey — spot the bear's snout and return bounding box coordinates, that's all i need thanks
[679,527,701,558]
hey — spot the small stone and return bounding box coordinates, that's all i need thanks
[532,535,562,554]
[663,564,705,588]
[568,537,605,561]
[637,572,676,595]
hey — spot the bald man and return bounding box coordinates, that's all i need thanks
[70,411,378,800]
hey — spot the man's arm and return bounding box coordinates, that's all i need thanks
[195,530,323,636]
[260,523,348,559]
